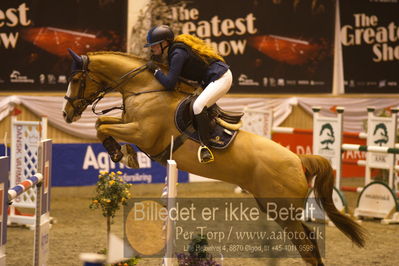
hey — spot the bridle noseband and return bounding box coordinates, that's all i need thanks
[64,55,104,116]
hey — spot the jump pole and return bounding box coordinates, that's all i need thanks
[162,159,178,266]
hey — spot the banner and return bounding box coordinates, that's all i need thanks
[165,0,335,93]
[0,0,127,91]
[51,143,188,186]
[340,0,399,93]
[272,132,367,178]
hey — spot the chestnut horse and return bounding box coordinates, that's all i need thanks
[62,50,365,265]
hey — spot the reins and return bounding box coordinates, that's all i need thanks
[90,64,150,115]
[66,54,197,117]
[67,60,167,116]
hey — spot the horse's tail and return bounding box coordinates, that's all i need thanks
[298,154,367,247]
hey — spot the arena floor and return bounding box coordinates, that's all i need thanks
[6,178,399,266]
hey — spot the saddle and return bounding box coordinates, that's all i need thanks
[175,96,244,149]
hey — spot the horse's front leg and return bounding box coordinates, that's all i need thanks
[95,116,124,162]
[96,120,144,168]
[95,116,123,129]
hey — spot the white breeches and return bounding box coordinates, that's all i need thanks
[192,69,233,115]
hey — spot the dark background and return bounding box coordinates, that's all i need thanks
[0,0,127,91]
[340,0,399,93]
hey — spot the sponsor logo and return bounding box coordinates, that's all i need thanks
[58,75,67,84]
[298,80,309,85]
[310,80,325,86]
[10,70,34,83]
[238,74,259,86]
[319,123,335,150]
[378,80,386,88]
[286,80,296,85]
[39,74,46,84]
[262,77,268,87]
[39,74,68,85]
[372,123,388,146]
[387,81,398,86]
[47,74,56,84]
[82,145,152,172]
[369,0,398,4]
[371,123,389,163]
[364,193,389,201]
[277,78,285,86]
[269,78,276,87]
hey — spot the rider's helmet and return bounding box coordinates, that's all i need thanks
[144,25,175,47]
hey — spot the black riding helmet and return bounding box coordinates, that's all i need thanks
[144,25,175,47]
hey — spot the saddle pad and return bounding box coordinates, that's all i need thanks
[174,97,238,150]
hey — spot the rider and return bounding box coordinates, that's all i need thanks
[144,25,232,164]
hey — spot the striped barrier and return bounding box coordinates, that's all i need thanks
[312,107,399,223]
[0,139,52,266]
[342,144,399,154]
[8,174,43,201]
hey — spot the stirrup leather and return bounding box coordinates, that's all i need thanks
[197,145,214,163]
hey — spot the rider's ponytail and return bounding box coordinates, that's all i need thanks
[174,34,225,64]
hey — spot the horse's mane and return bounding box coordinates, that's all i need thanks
[87,51,147,62]
[87,51,197,93]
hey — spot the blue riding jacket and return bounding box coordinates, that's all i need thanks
[154,42,229,90]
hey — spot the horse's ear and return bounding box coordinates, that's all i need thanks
[68,48,83,72]
[68,48,82,64]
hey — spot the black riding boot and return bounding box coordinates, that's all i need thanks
[194,109,214,163]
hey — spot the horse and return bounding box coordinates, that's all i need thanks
[62,50,366,265]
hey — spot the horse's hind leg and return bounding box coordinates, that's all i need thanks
[275,218,324,266]
[256,198,323,266]
[302,222,323,265]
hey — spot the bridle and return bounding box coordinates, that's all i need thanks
[64,55,168,117]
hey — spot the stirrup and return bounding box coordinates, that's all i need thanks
[197,145,214,164]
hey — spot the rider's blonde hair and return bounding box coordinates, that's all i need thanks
[174,34,225,63]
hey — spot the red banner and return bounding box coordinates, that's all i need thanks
[272,132,366,178]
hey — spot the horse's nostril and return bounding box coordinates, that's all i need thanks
[63,112,72,123]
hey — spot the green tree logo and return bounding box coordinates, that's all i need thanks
[373,123,389,146]
[319,123,335,150]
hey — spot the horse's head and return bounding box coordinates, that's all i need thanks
[62,49,105,123]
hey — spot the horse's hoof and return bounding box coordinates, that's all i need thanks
[110,150,123,163]
[121,144,140,168]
